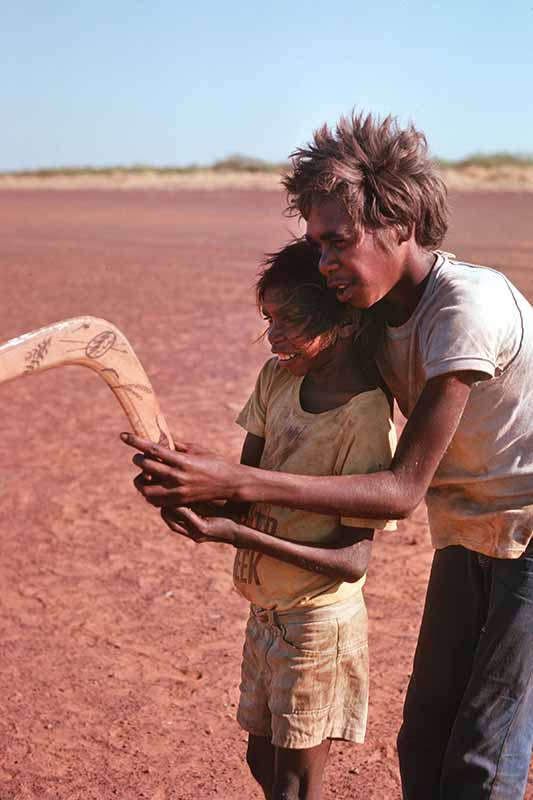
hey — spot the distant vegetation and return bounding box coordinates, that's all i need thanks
[1,153,532,178]
[438,153,533,169]
[212,155,287,173]
[0,155,289,178]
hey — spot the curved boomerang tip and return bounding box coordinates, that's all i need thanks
[0,316,174,449]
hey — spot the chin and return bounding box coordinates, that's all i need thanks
[347,293,376,310]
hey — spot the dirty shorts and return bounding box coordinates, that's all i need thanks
[236,593,369,749]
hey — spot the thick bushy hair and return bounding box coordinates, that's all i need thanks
[283,111,448,249]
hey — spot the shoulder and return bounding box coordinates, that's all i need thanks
[417,258,523,379]
[345,386,393,427]
[429,258,517,310]
[334,387,396,474]
[255,356,296,397]
[420,257,523,339]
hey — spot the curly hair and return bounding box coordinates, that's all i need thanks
[283,111,449,249]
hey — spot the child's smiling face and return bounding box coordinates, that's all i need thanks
[261,287,336,376]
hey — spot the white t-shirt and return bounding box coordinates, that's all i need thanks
[377,253,533,558]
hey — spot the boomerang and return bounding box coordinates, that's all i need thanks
[0,316,174,448]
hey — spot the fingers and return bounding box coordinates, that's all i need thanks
[171,506,205,531]
[162,505,207,537]
[166,505,207,535]
[133,474,186,506]
[120,432,190,463]
[164,518,189,535]
[132,453,180,483]
[164,517,206,543]
[161,507,208,543]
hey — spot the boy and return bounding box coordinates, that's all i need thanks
[123,112,533,799]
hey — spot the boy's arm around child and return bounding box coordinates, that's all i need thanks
[122,369,480,524]
[161,430,373,584]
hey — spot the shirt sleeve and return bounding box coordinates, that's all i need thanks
[334,392,397,530]
[235,358,277,437]
[421,268,522,381]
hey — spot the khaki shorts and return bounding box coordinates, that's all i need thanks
[237,594,369,749]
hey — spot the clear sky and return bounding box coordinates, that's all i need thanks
[2,0,532,171]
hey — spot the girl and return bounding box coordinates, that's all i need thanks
[130,240,395,800]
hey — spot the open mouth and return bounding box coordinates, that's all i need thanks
[274,352,298,362]
[331,282,352,301]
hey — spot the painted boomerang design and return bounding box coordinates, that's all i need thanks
[0,316,174,448]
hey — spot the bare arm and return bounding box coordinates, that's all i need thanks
[218,432,265,520]
[234,372,477,518]
[123,371,478,521]
[162,506,373,583]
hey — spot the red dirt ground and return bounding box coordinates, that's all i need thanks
[0,188,532,799]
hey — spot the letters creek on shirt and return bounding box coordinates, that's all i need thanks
[233,506,279,586]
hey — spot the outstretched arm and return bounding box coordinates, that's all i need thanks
[123,371,477,521]
[162,506,373,584]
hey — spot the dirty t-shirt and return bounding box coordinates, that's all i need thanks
[233,357,396,610]
[377,253,533,558]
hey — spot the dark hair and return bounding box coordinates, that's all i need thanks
[256,239,366,349]
[283,111,448,249]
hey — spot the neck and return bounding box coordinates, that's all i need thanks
[304,335,360,389]
[380,247,437,327]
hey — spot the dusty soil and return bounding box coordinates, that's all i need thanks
[0,188,532,799]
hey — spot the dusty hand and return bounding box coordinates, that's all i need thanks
[160,506,238,545]
[121,432,241,507]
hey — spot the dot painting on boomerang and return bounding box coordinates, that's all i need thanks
[0,316,174,449]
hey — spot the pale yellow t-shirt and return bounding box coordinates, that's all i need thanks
[233,357,396,611]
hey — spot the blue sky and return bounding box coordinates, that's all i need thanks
[2,0,532,170]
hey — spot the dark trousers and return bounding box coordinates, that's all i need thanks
[397,542,533,799]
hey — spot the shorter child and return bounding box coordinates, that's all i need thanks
[156,241,396,799]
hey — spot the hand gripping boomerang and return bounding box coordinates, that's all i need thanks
[0,316,174,448]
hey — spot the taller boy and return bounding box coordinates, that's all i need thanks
[124,112,533,799]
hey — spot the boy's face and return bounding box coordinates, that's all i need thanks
[305,196,406,309]
[261,287,334,377]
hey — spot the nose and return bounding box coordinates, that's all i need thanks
[318,244,337,277]
[267,320,286,346]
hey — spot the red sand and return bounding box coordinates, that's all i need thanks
[0,188,532,799]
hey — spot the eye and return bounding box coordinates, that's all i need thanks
[332,237,348,250]
[305,237,321,252]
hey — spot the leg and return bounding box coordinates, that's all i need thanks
[273,739,331,800]
[247,734,276,800]
[441,543,533,799]
[237,611,276,795]
[397,546,487,799]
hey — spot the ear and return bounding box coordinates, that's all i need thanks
[396,225,415,246]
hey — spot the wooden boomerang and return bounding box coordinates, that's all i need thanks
[0,316,174,448]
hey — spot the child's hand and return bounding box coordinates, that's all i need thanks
[159,507,209,544]
[161,506,238,545]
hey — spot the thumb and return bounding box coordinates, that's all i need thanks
[174,505,204,527]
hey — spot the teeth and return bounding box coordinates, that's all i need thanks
[277,353,296,361]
